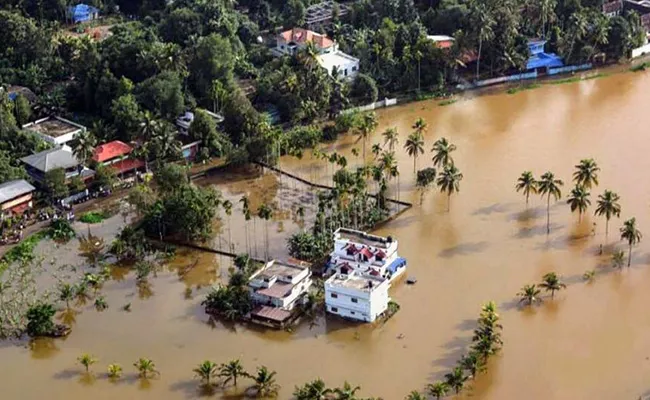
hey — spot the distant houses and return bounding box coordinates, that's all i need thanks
[92,140,145,178]
[66,3,100,24]
[22,116,87,146]
[20,145,94,184]
[0,180,35,219]
[325,271,390,323]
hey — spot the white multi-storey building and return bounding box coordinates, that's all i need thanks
[328,227,406,281]
[247,259,312,328]
[325,271,390,323]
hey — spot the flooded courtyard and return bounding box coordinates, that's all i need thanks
[3,70,650,399]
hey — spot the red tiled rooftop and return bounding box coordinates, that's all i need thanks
[359,247,374,259]
[602,1,622,13]
[257,282,292,299]
[375,249,386,258]
[279,28,334,49]
[93,140,133,163]
[109,158,144,174]
[251,306,291,322]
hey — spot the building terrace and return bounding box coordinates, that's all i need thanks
[334,227,394,249]
[22,116,86,146]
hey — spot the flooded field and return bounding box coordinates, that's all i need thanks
[4,70,650,399]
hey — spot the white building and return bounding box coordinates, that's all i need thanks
[247,259,312,327]
[325,271,390,323]
[22,116,86,146]
[274,28,360,79]
[328,227,407,281]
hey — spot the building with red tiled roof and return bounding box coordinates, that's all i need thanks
[277,28,335,51]
[92,140,145,176]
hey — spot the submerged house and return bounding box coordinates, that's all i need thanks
[0,180,36,219]
[526,40,564,73]
[325,271,390,323]
[67,4,100,23]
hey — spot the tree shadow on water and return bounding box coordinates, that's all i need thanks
[438,241,489,258]
[507,206,544,223]
[472,202,514,216]
[514,223,562,240]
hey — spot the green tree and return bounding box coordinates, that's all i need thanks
[111,94,142,141]
[350,73,379,105]
[160,7,203,45]
[431,137,457,168]
[194,360,218,386]
[188,109,227,157]
[356,112,378,162]
[539,272,566,299]
[444,366,468,394]
[382,127,399,151]
[427,381,449,399]
[219,359,247,387]
[458,351,484,378]
[188,34,236,102]
[0,151,26,182]
[515,171,537,206]
[470,0,495,80]
[436,164,463,212]
[251,366,280,398]
[594,190,621,237]
[405,390,426,400]
[14,94,31,126]
[149,122,182,161]
[257,203,273,260]
[415,167,436,205]
[620,217,642,267]
[333,381,361,400]
[133,358,159,379]
[78,353,97,373]
[404,132,424,174]
[611,249,625,269]
[25,303,56,337]
[107,364,123,379]
[43,168,69,203]
[566,185,591,222]
[95,164,117,189]
[294,379,332,400]
[283,0,306,26]
[573,158,600,189]
[136,71,185,120]
[73,131,97,165]
[517,284,542,306]
[538,172,564,234]
[58,282,75,309]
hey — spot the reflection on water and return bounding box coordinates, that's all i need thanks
[4,71,650,399]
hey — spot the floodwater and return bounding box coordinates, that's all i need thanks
[4,70,650,399]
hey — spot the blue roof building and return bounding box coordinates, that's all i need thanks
[67,4,100,23]
[526,40,564,71]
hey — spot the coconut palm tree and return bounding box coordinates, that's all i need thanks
[405,390,426,400]
[58,282,74,309]
[431,137,457,168]
[371,143,382,160]
[382,127,399,151]
[458,351,484,378]
[107,364,123,379]
[566,185,591,222]
[404,132,424,174]
[620,218,642,267]
[538,172,564,234]
[444,366,468,394]
[333,381,361,400]
[471,1,496,81]
[436,164,464,212]
[517,284,542,305]
[412,117,427,138]
[356,112,378,162]
[611,250,625,269]
[257,204,273,260]
[293,379,332,400]
[139,110,158,142]
[250,366,280,398]
[219,359,247,387]
[73,130,97,165]
[573,158,600,189]
[133,358,159,379]
[427,381,449,399]
[78,353,97,373]
[539,272,566,299]
[222,200,233,251]
[194,360,218,386]
[239,196,250,253]
[594,190,621,237]
[515,171,537,206]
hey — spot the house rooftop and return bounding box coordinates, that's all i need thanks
[317,51,360,71]
[327,272,387,292]
[427,35,455,49]
[21,146,80,172]
[306,1,350,25]
[252,259,310,281]
[22,117,84,138]
[251,305,292,322]
[279,28,335,49]
[334,227,394,249]
[92,140,132,163]
[0,180,35,203]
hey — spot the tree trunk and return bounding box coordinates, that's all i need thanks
[628,243,632,267]
[476,37,483,81]
[605,218,609,237]
[447,193,451,212]
[546,194,551,234]
[526,191,529,206]
[228,215,232,252]
[413,155,416,174]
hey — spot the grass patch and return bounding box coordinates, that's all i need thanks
[631,62,650,72]
[79,211,107,224]
[438,98,458,106]
[506,83,541,94]
[0,231,47,267]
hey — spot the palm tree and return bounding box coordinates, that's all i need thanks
[405,390,426,400]
[222,200,233,251]
[594,190,621,237]
[412,117,427,137]
[620,218,642,267]
[566,185,591,222]
[382,127,399,151]
[427,381,449,399]
[58,282,74,309]
[436,164,464,212]
[78,353,97,373]
[194,360,218,386]
[444,366,468,394]
[333,381,361,400]
[539,272,566,299]
[257,204,273,260]
[573,158,600,189]
[471,1,496,81]
[219,359,247,387]
[431,137,457,168]
[458,351,484,378]
[611,250,625,269]
[107,364,123,379]
[133,358,159,379]
[73,130,97,165]
[356,112,378,162]
[515,171,537,206]
[139,110,158,142]
[538,172,564,234]
[239,196,250,253]
[371,143,382,160]
[251,366,280,398]
[294,379,332,400]
[404,132,424,174]
[517,284,542,306]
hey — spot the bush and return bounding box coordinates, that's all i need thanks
[1,231,46,265]
[79,211,106,224]
[26,303,56,337]
[349,73,378,106]
[287,232,330,264]
[202,284,252,320]
[285,125,323,150]
[48,219,76,242]
[334,112,359,134]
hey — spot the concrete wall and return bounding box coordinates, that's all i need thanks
[547,63,592,75]
[632,43,650,58]
[342,98,398,114]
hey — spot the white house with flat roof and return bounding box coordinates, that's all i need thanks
[325,271,390,322]
[328,227,406,281]
[22,116,86,146]
[248,259,312,328]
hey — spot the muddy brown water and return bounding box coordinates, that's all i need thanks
[4,71,650,399]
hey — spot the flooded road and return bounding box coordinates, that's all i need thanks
[4,70,650,399]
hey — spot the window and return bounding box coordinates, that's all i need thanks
[331,307,338,313]
[351,311,355,315]
[352,66,357,71]
[344,69,348,76]
[330,293,338,298]
[351,298,358,303]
